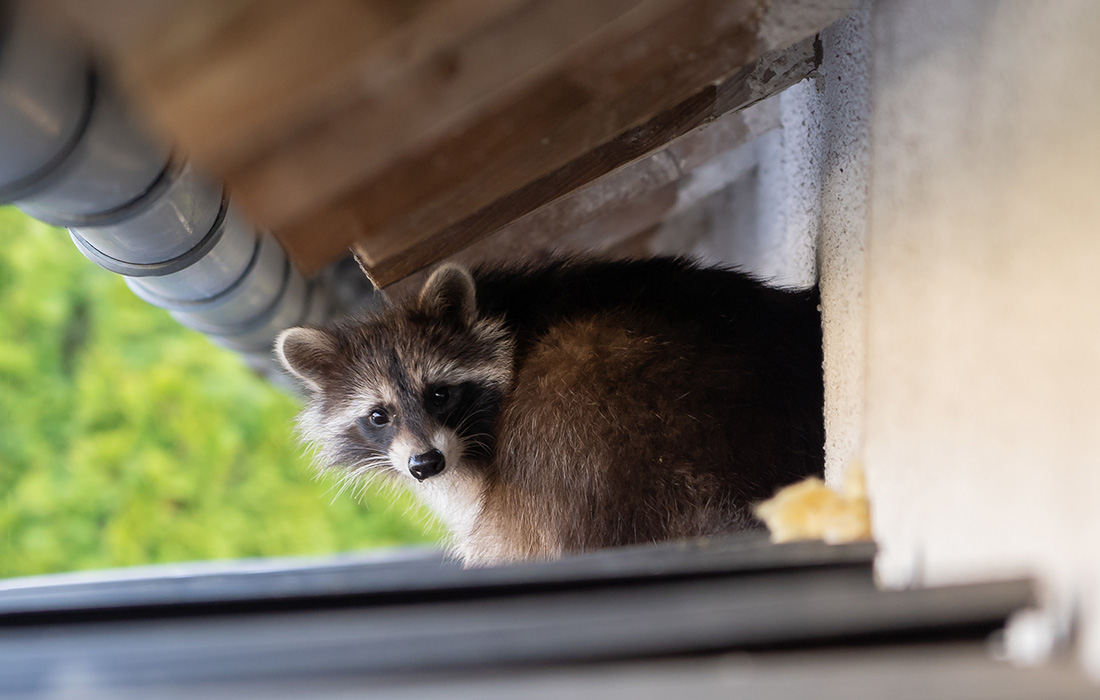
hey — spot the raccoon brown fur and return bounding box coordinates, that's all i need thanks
[276,257,824,566]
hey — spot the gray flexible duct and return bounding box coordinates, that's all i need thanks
[0,1,331,379]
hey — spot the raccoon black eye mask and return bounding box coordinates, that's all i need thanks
[276,256,824,566]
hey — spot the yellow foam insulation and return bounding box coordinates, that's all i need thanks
[755,462,873,544]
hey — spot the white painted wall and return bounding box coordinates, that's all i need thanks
[777,0,1100,678]
[859,0,1100,676]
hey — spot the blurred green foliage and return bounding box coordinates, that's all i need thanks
[0,207,443,578]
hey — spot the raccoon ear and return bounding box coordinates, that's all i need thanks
[275,326,338,391]
[417,263,477,327]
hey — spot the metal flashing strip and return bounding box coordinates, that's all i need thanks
[0,557,1034,694]
[0,534,874,619]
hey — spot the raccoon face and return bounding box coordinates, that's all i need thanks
[276,265,514,492]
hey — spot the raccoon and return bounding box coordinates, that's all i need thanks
[276,257,824,565]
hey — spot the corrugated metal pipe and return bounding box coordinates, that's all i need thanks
[0,1,334,379]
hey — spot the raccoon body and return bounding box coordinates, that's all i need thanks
[276,257,824,565]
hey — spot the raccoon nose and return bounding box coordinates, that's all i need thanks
[408,449,446,481]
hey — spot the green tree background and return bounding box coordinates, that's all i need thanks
[0,208,443,579]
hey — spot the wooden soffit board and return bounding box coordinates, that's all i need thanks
[46,0,853,284]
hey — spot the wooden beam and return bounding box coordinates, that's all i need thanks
[48,0,849,278]
[319,4,837,280]
[226,0,647,232]
[51,0,653,230]
[357,33,819,287]
[46,0,539,174]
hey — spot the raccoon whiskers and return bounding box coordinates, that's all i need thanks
[452,406,497,460]
[327,456,392,504]
[349,470,390,503]
[459,432,494,446]
[452,405,495,434]
[328,474,357,505]
[329,470,363,505]
[458,429,494,441]
[461,443,492,463]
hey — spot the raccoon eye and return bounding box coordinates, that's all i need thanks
[427,386,451,410]
[367,409,390,427]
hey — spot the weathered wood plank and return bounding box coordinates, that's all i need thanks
[47,0,849,278]
[46,0,547,172]
[359,34,818,287]
[227,0,646,231]
[49,0,649,226]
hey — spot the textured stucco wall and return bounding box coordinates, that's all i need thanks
[859,0,1100,676]
[643,90,824,289]
[808,3,871,486]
